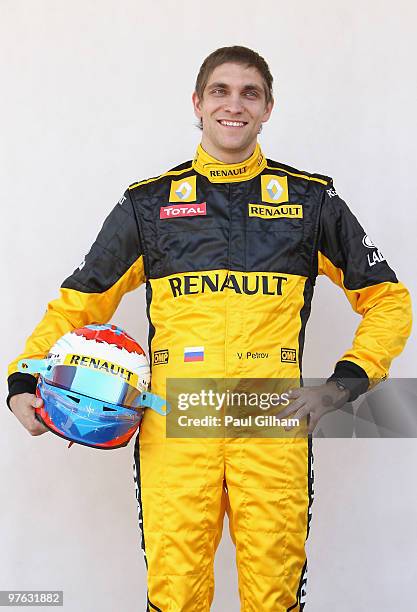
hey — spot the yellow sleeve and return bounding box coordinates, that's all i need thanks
[318,251,412,385]
[7,188,146,404]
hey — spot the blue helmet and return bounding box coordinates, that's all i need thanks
[18,324,167,449]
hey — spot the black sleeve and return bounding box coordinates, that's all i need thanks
[317,180,412,401]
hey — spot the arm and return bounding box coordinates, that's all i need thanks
[318,180,412,400]
[7,188,145,409]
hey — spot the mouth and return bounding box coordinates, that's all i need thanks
[217,119,248,128]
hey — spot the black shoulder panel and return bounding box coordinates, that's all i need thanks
[266,159,332,184]
[318,180,398,289]
[61,189,143,293]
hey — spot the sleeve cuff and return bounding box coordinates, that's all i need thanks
[7,372,38,411]
[326,360,370,402]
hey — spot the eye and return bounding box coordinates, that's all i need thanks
[211,88,226,95]
[244,90,259,98]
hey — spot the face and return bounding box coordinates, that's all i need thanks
[192,62,274,161]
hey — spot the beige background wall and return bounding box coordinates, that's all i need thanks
[1,1,416,610]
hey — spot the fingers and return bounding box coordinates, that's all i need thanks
[9,393,49,436]
[32,397,43,410]
[277,397,306,419]
[284,405,310,431]
[287,388,302,400]
[27,398,48,435]
[26,418,49,436]
[277,392,309,433]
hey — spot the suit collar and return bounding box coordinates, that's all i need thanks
[192,142,267,183]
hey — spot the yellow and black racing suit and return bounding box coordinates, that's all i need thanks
[7,143,412,611]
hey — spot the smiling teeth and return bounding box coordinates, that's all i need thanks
[220,120,246,127]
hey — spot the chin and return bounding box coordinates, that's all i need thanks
[224,141,249,152]
[217,136,248,148]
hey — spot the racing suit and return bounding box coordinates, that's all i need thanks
[7,142,412,611]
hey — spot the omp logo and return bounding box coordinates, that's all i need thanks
[153,349,169,365]
[261,175,289,204]
[63,353,137,385]
[160,202,206,219]
[169,175,197,202]
[248,203,303,219]
[168,272,288,298]
[281,347,297,363]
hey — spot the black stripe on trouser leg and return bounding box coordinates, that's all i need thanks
[134,432,165,611]
[296,277,314,381]
[287,434,314,611]
[147,598,162,611]
[306,434,315,539]
[133,432,147,568]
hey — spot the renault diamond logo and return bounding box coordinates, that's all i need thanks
[266,178,284,201]
[169,175,197,202]
[261,174,289,204]
[175,181,192,201]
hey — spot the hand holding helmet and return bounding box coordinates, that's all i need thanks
[15,323,168,449]
[9,393,48,436]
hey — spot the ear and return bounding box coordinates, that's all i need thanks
[192,90,203,120]
[261,98,274,123]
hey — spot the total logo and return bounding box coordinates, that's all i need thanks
[362,234,386,267]
[160,202,207,219]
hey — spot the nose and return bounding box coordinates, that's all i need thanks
[223,93,244,114]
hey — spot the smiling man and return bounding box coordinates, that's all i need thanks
[192,60,274,161]
[7,46,412,611]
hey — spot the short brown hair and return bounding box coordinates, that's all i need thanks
[195,45,274,105]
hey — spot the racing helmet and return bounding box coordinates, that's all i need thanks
[17,323,167,449]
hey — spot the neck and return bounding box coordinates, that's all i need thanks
[200,136,258,164]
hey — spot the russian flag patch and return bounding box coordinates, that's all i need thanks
[184,346,204,362]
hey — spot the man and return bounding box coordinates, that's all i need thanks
[7,46,412,610]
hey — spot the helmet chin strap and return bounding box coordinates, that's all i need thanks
[17,358,52,375]
[140,392,170,415]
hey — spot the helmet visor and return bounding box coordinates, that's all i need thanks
[44,365,144,409]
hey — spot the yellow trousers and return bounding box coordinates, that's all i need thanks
[133,414,313,611]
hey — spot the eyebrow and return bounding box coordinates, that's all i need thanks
[207,81,263,93]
